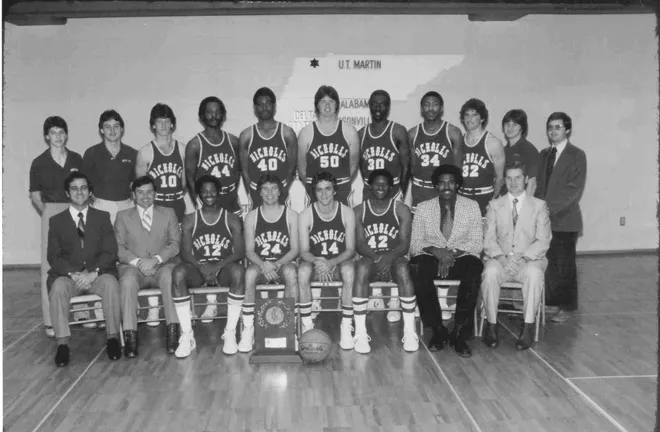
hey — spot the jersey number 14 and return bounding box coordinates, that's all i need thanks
[320,241,339,256]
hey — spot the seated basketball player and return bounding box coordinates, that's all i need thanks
[171,175,245,358]
[298,171,356,350]
[409,164,484,358]
[47,172,122,367]
[237,173,300,353]
[354,169,419,353]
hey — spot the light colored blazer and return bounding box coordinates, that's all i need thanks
[115,205,181,265]
[483,193,552,261]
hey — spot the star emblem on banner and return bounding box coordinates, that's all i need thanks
[310,58,319,68]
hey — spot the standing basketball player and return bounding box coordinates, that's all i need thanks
[459,98,506,216]
[136,103,188,324]
[239,87,297,210]
[171,175,246,358]
[353,169,419,353]
[297,85,360,206]
[185,96,242,216]
[237,173,299,353]
[298,172,356,350]
[408,91,463,211]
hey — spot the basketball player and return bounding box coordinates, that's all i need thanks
[239,87,297,209]
[459,98,506,216]
[237,173,299,352]
[408,91,463,211]
[136,103,189,325]
[297,85,360,206]
[298,171,356,350]
[353,169,419,353]
[171,175,246,358]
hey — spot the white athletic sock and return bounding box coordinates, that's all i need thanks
[173,297,192,333]
[225,293,244,331]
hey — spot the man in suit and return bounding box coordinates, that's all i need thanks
[115,176,181,358]
[48,172,122,367]
[482,160,552,350]
[535,112,587,323]
[409,164,483,357]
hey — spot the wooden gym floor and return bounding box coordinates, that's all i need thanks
[3,254,657,432]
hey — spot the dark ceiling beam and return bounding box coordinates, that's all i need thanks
[5,1,656,26]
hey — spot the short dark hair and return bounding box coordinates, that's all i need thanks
[253,87,277,106]
[64,171,92,193]
[502,109,528,138]
[131,175,157,192]
[257,173,283,193]
[460,98,489,127]
[420,91,444,107]
[431,164,463,189]
[43,116,68,136]
[98,110,125,130]
[368,169,394,187]
[505,159,528,177]
[311,171,338,191]
[150,103,176,129]
[195,174,221,196]
[369,89,391,106]
[198,96,226,122]
[546,112,572,137]
[313,85,340,115]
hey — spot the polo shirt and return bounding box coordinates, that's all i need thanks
[29,149,83,203]
[82,142,137,201]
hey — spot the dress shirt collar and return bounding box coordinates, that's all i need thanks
[507,191,526,210]
[137,204,154,219]
[69,205,89,223]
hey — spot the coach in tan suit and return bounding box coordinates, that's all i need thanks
[115,176,181,358]
[482,160,551,350]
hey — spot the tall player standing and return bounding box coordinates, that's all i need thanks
[184,96,242,323]
[458,98,506,217]
[136,103,189,325]
[239,87,297,210]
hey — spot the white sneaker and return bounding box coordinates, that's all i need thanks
[386,298,401,322]
[146,307,160,327]
[200,305,218,324]
[222,328,238,355]
[442,304,456,321]
[402,331,420,352]
[311,299,322,320]
[45,326,55,338]
[238,326,255,353]
[368,298,385,312]
[175,331,196,358]
[353,332,371,354]
[339,321,354,350]
[301,321,315,335]
[414,306,420,318]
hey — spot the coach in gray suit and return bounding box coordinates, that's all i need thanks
[535,112,587,323]
[482,160,552,350]
[115,176,181,357]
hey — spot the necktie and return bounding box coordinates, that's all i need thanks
[512,198,519,228]
[142,211,152,231]
[441,204,453,240]
[544,146,557,196]
[77,212,85,247]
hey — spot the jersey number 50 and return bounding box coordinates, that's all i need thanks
[319,155,340,169]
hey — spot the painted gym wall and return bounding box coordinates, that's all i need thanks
[3,14,657,265]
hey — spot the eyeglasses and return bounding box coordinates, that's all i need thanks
[546,125,566,131]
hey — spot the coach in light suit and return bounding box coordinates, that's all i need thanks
[115,176,181,358]
[482,160,552,350]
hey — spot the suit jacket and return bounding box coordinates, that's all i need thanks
[409,195,483,258]
[115,205,180,265]
[484,194,552,261]
[535,142,587,232]
[47,206,118,282]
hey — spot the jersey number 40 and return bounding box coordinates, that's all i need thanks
[257,158,278,172]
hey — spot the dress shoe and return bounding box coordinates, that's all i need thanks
[166,323,180,354]
[106,337,122,361]
[515,322,535,350]
[551,310,572,323]
[449,326,472,358]
[427,326,450,351]
[123,330,138,358]
[55,344,70,367]
[482,322,499,348]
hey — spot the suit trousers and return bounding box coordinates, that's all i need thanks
[481,258,546,324]
[409,254,483,334]
[119,264,178,330]
[40,202,70,328]
[545,231,579,310]
[49,274,121,338]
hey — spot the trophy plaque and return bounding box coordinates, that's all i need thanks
[250,297,302,364]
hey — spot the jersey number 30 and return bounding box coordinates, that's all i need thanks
[367,158,385,171]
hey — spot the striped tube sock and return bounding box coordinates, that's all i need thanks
[173,295,192,333]
[299,301,313,328]
[400,296,417,333]
[226,292,245,331]
[242,303,255,329]
[341,304,354,326]
[352,297,368,333]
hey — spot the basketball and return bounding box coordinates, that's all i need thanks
[298,329,332,363]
